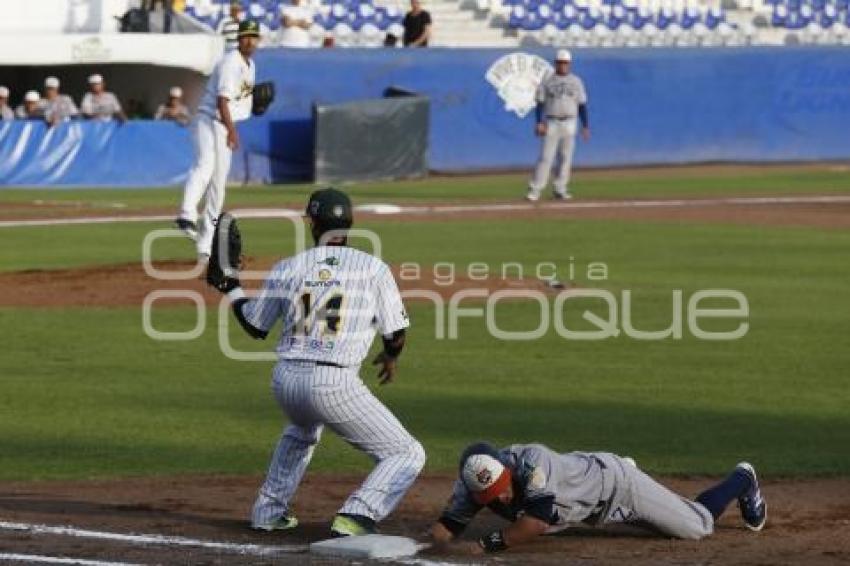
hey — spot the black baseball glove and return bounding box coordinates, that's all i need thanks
[252,81,275,116]
[206,212,243,293]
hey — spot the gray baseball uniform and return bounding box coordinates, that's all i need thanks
[529,73,587,198]
[155,103,191,125]
[44,95,79,123]
[440,444,713,540]
[0,104,13,121]
[14,105,44,120]
[245,245,425,525]
[80,92,123,121]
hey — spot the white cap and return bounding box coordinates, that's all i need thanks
[169,86,183,98]
[556,49,572,62]
[24,90,41,103]
[461,453,511,504]
[45,76,60,89]
[0,86,8,98]
[88,74,103,85]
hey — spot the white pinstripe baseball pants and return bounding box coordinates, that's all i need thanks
[251,361,426,525]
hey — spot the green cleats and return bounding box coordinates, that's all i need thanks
[251,514,299,532]
[330,514,376,537]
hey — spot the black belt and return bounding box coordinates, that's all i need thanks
[547,115,574,121]
[287,359,347,369]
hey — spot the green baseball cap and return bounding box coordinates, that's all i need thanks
[237,19,260,38]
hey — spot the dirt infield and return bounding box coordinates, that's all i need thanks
[1,473,848,565]
[0,260,563,308]
[1,194,848,309]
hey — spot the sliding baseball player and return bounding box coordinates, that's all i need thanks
[430,442,766,555]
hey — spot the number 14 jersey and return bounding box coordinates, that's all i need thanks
[243,246,409,367]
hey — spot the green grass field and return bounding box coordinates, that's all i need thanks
[1,168,849,481]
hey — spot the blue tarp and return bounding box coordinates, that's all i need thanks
[0,121,193,187]
[3,47,850,187]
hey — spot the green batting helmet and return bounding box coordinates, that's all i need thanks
[306,188,354,233]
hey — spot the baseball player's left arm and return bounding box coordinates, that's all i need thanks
[373,264,410,384]
[429,479,483,548]
[577,79,589,141]
[534,81,546,136]
[228,267,284,340]
[110,94,127,123]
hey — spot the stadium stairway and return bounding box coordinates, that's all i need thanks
[428,0,521,46]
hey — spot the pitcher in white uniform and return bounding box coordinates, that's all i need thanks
[176,20,259,260]
[216,188,425,538]
[527,49,590,202]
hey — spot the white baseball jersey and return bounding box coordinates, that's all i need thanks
[243,245,409,367]
[198,49,255,123]
[278,5,313,47]
[536,73,587,119]
[80,92,122,121]
[44,94,79,123]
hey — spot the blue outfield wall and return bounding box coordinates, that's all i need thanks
[2,47,850,187]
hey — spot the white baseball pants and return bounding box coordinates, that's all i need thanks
[251,361,426,525]
[178,114,232,257]
[529,118,577,198]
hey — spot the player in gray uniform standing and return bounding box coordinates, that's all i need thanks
[430,442,766,554]
[527,49,589,202]
[42,77,79,126]
[80,74,127,123]
[0,86,15,121]
[206,188,426,538]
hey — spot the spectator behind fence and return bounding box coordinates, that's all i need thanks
[43,77,80,126]
[0,86,13,120]
[15,91,45,120]
[217,1,242,51]
[81,74,127,123]
[155,87,191,125]
[279,0,313,47]
[403,0,432,47]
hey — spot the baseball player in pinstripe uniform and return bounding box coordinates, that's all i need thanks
[216,188,425,537]
[527,49,590,202]
[176,20,258,261]
[430,442,766,555]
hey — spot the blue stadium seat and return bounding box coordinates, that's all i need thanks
[314,12,335,29]
[680,7,700,29]
[785,10,810,28]
[373,7,390,30]
[705,8,724,29]
[509,6,525,27]
[655,9,676,29]
[553,11,570,29]
[523,10,546,29]
[578,12,598,29]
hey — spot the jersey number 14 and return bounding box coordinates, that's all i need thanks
[297,292,344,335]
